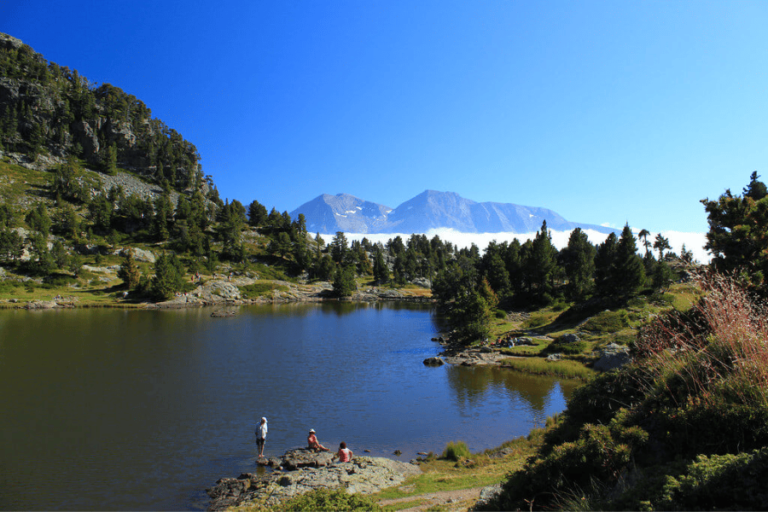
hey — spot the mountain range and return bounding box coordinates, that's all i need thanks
[290,190,618,235]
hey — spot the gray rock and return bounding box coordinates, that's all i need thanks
[207,454,420,510]
[411,277,432,289]
[377,289,403,299]
[562,333,580,343]
[476,483,503,508]
[25,300,57,310]
[546,353,562,361]
[280,448,334,470]
[72,120,100,156]
[423,356,444,366]
[594,343,632,372]
[0,33,23,50]
[11,227,29,240]
[123,247,156,263]
[192,280,241,302]
[81,265,114,273]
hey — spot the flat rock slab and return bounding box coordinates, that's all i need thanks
[207,454,420,510]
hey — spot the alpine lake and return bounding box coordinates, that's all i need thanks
[0,302,579,510]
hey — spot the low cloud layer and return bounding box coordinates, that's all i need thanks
[338,229,711,264]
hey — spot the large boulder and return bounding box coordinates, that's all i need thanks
[192,280,241,302]
[123,247,156,263]
[280,448,334,470]
[423,356,444,367]
[593,343,632,372]
[561,333,580,343]
[207,453,420,511]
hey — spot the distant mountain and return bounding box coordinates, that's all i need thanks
[291,190,617,235]
[291,193,393,234]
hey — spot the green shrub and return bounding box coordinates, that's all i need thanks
[649,291,675,306]
[271,488,381,511]
[43,274,78,288]
[612,448,768,511]
[0,280,25,294]
[494,308,507,319]
[441,441,471,461]
[546,338,587,355]
[581,309,630,333]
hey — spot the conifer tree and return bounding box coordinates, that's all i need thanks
[373,249,389,284]
[595,233,618,297]
[330,232,349,265]
[525,221,559,304]
[614,224,645,297]
[117,250,141,289]
[561,228,596,301]
[332,265,357,297]
[151,253,185,300]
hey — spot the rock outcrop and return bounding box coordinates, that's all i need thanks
[593,343,632,372]
[207,449,420,510]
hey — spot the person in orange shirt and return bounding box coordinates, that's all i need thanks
[307,429,329,452]
[336,441,353,462]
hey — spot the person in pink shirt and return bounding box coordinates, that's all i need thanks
[307,429,329,452]
[336,441,353,463]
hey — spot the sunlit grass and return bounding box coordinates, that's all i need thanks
[500,357,595,381]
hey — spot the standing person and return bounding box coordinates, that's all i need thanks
[255,417,268,459]
[336,442,353,462]
[307,429,329,452]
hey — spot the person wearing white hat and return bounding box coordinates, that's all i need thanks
[307,428,329,452]
[255,417,268,459]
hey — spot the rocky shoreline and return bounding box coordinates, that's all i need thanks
[206,448,421,510]
[0,275,435,310]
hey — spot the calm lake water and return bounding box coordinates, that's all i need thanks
[0,303,579,510]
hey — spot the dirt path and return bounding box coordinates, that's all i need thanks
[378,486,485,511]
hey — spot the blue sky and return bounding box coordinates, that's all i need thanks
[2,1,767,236]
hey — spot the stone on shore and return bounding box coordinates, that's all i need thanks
[207,449,420,510]
[593,343,632,372]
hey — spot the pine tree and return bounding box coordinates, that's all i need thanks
[525,221,559,305]
[614,224,645,297]
[151,253,184,300]
[117,250,141,289]
[595,233,618,297]
[561,228,596,301]
[373,249,389,284]
[332,265,357,297]
[330,232,349,265]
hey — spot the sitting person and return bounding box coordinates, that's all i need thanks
[307,429,329,452]
[336,441,353,462]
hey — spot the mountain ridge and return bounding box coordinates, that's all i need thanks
[291,190,618,235]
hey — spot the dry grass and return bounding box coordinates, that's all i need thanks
[636,272,768,409]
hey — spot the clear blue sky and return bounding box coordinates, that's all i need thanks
[3,0,767,234]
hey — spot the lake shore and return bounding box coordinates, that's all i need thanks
[0,278,436,310]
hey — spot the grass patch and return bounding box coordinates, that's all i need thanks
[442,441,471,462]
[500,357,595,380]
[498,339,549,356]
[581,309,630,333]
[239,281,289,299]
[522,311,555,329]
[380,498,428,511]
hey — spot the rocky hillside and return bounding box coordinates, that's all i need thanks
[0,32,204,193]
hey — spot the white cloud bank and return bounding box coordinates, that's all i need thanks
[337,229,711,264]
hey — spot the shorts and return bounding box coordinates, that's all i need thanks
[256,437,265,448]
